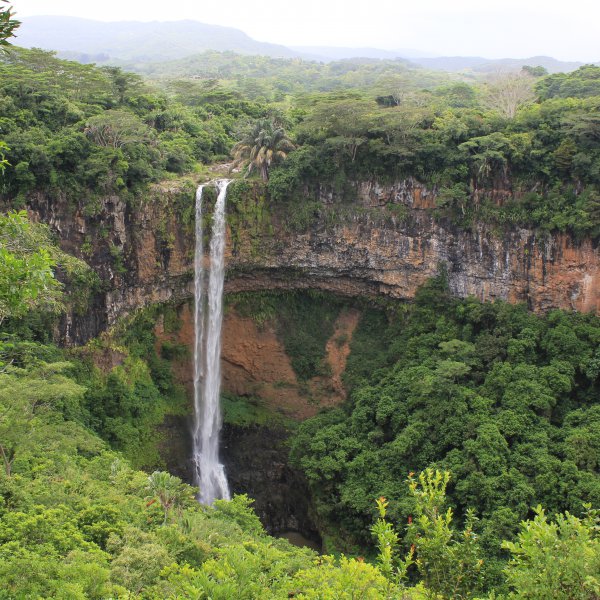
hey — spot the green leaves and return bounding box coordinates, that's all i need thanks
[0,211,93,325]
[0,1,19,51]
[502,506,600,599]
[292,284,600,588]
[147,470,193,525]
[232,118,294,181]
[0,211,62,324]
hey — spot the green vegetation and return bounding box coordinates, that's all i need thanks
[0,210,62,325]
[266,74,600,238]
[222,392,291,428]
[136,51,445,100]
[537,64,600,99]
[226,179,273,256]
[0,1,18,50]
[0,215,598,597]
[233,118,295,181]
[0,211,95,324]
[0,47,266,208]
[291,276,600,590]
[230,290,343,380]
[2,30,600,597]
[81,305,191,469]
[2,45,599,237]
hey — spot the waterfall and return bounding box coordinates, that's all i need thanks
[192,179,231,505]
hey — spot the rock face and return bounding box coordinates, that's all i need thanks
[227,180,600,315]
[17,178,600,541]
[154,302,355,419]
[220,423,320,543]
[18,179,600,347]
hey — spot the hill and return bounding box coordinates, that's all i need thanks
[412,54,586,73]
[16,16,590,75]
[15,16,297,62]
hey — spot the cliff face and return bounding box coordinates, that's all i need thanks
[22,178,600,344]
[24,184,196,344]
[228,180,600,314]
[155,302,358,420]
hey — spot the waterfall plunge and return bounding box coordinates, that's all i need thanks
[192,179,231,505]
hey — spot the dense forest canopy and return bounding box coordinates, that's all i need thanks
[1,47,599,234]
[289,278,600,585]
[1,27,600,598]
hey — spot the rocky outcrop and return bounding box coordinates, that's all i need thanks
[221,423,320,543]
[18,178,600,344]
[228,180,600,314]
[154,302,355,420]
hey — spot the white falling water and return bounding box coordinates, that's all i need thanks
[192,184,206,495]
[192,179,231,504]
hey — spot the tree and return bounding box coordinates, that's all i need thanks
[484,72,535,119]
[0,361,86,476]
[0,0,19,50]
[502,505,600,599]
[405,470,484,599]
[371,496,413,584]
[0,140,9,173]
[0,1,19,174]
[522,65,548,78]
[0,211,92,326]
[100,66,144,104]
[147,471,190,524]
[0,211,61,326]
[232,119,294,181]
[84,109,152,149]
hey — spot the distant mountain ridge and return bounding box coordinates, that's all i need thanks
[290,46,435,61]
[16,16,591,73]
[15,16,297,61]
[412,55,586,74]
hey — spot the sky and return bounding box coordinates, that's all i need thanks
[11,0,600,61]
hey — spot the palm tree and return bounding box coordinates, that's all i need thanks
[147,471,188,524]
[232,119,295,182]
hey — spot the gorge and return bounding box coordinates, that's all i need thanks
[18,177,600,543]
[23,178,600,350]
[2,36,600,596]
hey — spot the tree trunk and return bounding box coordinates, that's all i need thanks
[0,444,14,477]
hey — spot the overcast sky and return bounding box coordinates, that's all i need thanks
[12,0,600,61]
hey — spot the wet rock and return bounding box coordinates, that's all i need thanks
[13,178,600,347]
[220,423,320,543]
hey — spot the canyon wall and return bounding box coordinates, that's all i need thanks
[22,178,600,345]
[21,178,600,541]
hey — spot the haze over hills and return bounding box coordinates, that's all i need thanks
[15,15,592,73]
[15,16,297,62]
[290,46,435,61]
[413,55,587,73]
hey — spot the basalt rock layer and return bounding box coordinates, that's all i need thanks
[19,179,600,344]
